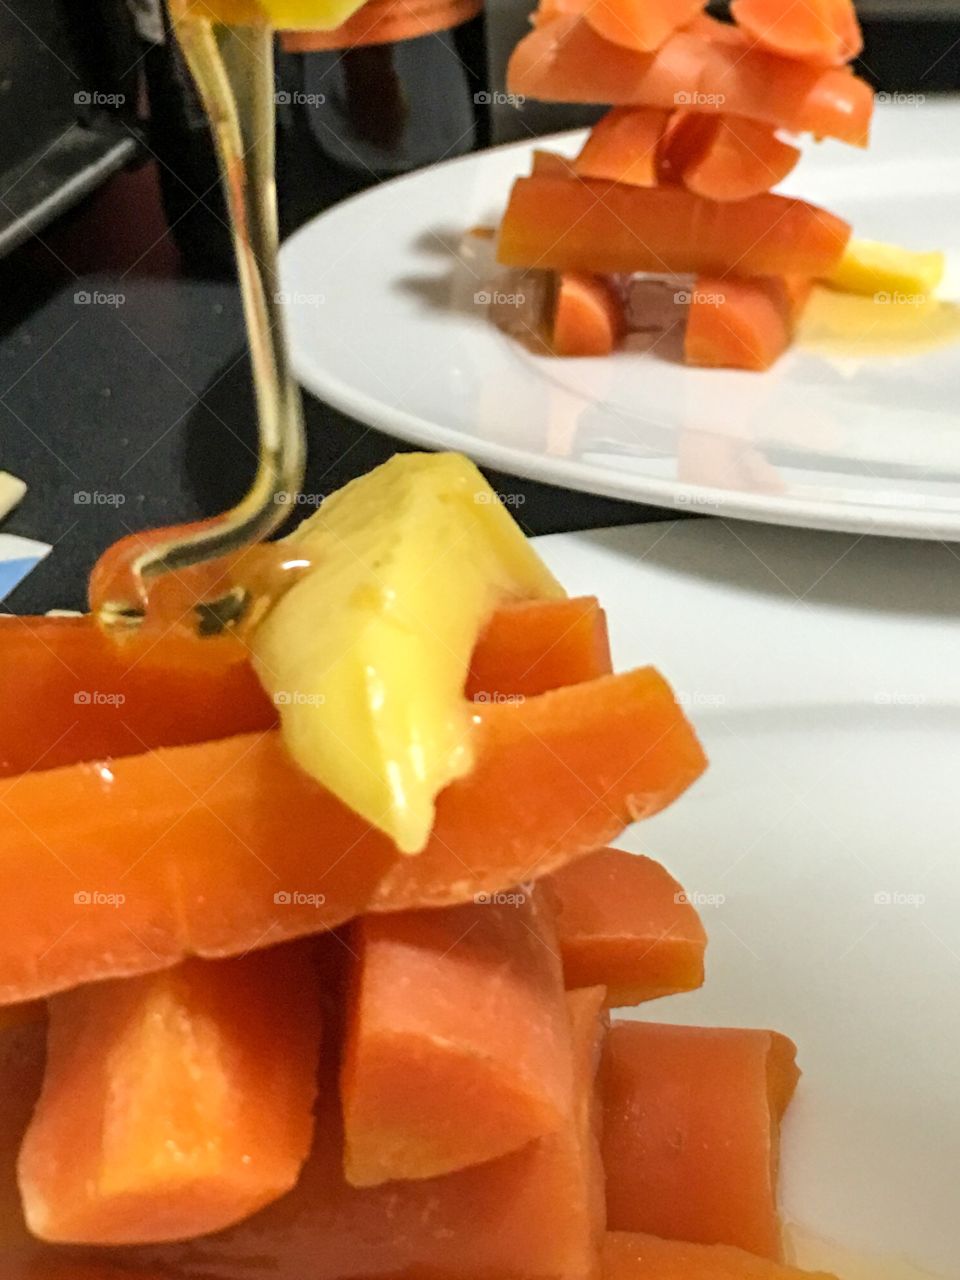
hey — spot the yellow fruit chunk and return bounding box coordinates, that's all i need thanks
[251,453,562,854]
[825,238,945,299]
[169,0,370,31]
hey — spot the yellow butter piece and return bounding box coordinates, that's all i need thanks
[825,239,945,299]
[251,453,563,855]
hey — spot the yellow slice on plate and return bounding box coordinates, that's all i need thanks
[825,239,945,300]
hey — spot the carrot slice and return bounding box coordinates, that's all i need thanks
[604,1231,839,1279]
[553,272,624,356]
[575,107,671,187]
[467,595,612,698]
[0,596,608,778]
[0,667,705,1005]
[530,148,579,176]
[583,0,705,53]
[118,987,608,1279]
[507,17,873,146]
[498,175,850,278]
[664,113,801,201]
[548,848,706,1005]
[731,0,862,67]
[0,615,273,779]
[602,1021,800,1259]
[340,889,571,1186]
[531,0,706,51]
[17,947,323,1245]
[685,276,794,371]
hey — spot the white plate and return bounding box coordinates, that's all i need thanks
[280,101,960,541]
[538,519,960,1277]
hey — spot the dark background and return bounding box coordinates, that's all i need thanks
[1,1,958,612]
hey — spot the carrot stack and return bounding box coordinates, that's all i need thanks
[499,0,873,368]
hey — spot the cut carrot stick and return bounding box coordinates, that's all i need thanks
[575,107,671,187]
[0,615,273,779]
[340,890,571,1186]
[731,0,862,67]
[498,175,850,278]
[548,848,706,1006]
[664,113,801,201]
[601,1022,800,1259]
[553,273,625,356]
[507,18,873,146]
[531,148,579,176]
[17,947,323,1245]
[0,1020,45,1254]
[0,596,608,778]
[467,596,612,699]
[0,667,706,1005]
[685,276,794,371]
[119,987,608,1280]
[604,1231,839,1279]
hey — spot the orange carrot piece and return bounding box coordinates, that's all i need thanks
[0,1019,46,1254]
[498,175,850,278]
[604,1231,839,1279]
[467,595,612,699]
[17,947,323,1245]
[340,890,572,1186]
[665,113,801,201]
[507,18,873,146]
[0,667,706,1005]
[685,275,793,371]
[121,987,608,1280]
[583,0,705,52]
[0,596,608,778]
[731,0,862,67]
[602,1022,800,1259]
[549,848,706,1006]
[530,148,579,176]
[575,107,671,187]
[553,272,625,356]
[0,615,273,779]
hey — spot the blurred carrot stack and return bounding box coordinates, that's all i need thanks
[497,0,873,368]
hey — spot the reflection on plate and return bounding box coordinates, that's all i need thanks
[280,101,960,539]
[538,519,960,1277]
